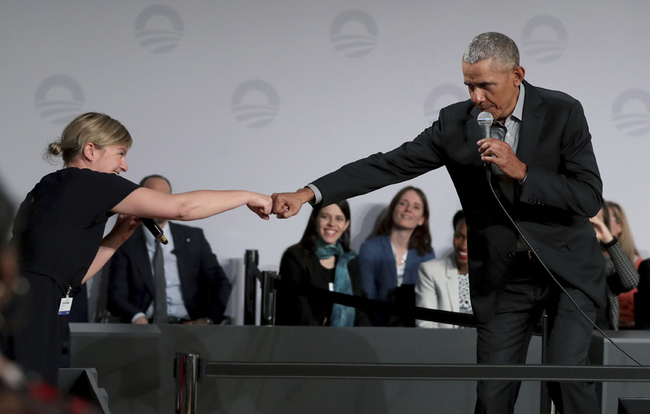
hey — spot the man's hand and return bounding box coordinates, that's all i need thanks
[272,187,314,219]
[478,138,528,181]
[133,316,149,324]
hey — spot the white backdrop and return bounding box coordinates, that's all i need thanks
[1,0,649,274]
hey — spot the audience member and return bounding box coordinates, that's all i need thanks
[605,201,642,328]
[275,200,370,326]
[416,210,470,328]
[107,175,232,325]
[605,201,642,268]
[358,186,436,326]
[590,205,639,330]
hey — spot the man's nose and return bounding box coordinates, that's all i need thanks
[471,89,486,104]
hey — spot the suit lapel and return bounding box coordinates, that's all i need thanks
[515,81,545,167]
[304,251,331,290]
[169,222,185,255]
[466,106,485,167]
[380,236,398,284]
[169,222,187,289]
[445,255,460,313]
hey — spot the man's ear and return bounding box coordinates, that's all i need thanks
[513,66,525,86]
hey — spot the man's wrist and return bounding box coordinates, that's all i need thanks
[518,164,528,183]
[299,186,317,205]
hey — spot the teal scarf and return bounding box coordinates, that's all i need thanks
[315,239,356,327]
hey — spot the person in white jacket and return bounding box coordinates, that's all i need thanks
[416,210,469,328]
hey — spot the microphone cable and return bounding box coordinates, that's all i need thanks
[485,166,643,367]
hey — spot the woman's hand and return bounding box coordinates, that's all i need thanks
[246,193,273,220]
[108,215,142,244]
[82,215,142,284]
[589,214,614,244]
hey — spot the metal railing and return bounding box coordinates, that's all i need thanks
[173,250,649,414]
[174,353,650,414]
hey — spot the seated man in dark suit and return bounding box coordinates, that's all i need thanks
[107,174,231,324]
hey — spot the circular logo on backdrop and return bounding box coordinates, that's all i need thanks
[135,5,184,54]
[34,75,85,125]
[231,80,280,128]
[520,15,568,63]
[330,10,378,58]
[612,89,650,137]
[423,85,467,123]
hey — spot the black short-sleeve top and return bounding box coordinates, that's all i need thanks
[13,168,139,292]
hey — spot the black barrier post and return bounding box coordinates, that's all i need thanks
[244,250,259,325]
[260,271,277,326]
[539,314,553,414]
[175,352,202,414]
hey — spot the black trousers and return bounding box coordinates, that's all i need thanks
[474,257,599,414]
[1,273,66,386]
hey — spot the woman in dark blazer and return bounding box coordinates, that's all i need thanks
[276,200,370,326]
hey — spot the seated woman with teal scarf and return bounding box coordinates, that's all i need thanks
[275,200,370,326]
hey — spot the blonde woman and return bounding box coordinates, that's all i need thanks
[604,201,642,328]
[5,112,271,385]
[590,203,639,330]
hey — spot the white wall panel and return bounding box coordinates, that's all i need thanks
[1,0,648,276]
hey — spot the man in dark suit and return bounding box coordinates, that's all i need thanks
[107,175,231,325]
[271,32,605,414]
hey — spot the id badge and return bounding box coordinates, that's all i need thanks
[58,297,73,315]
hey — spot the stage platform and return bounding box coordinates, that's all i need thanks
[69,324,650,414]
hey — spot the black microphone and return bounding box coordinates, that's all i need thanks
[142,218,168,244]
[477,111,494,179]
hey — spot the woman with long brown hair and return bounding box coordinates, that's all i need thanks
[358,186,436,326]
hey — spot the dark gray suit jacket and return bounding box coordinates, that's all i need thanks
[107,222,231,323]
[312,81,606,323]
